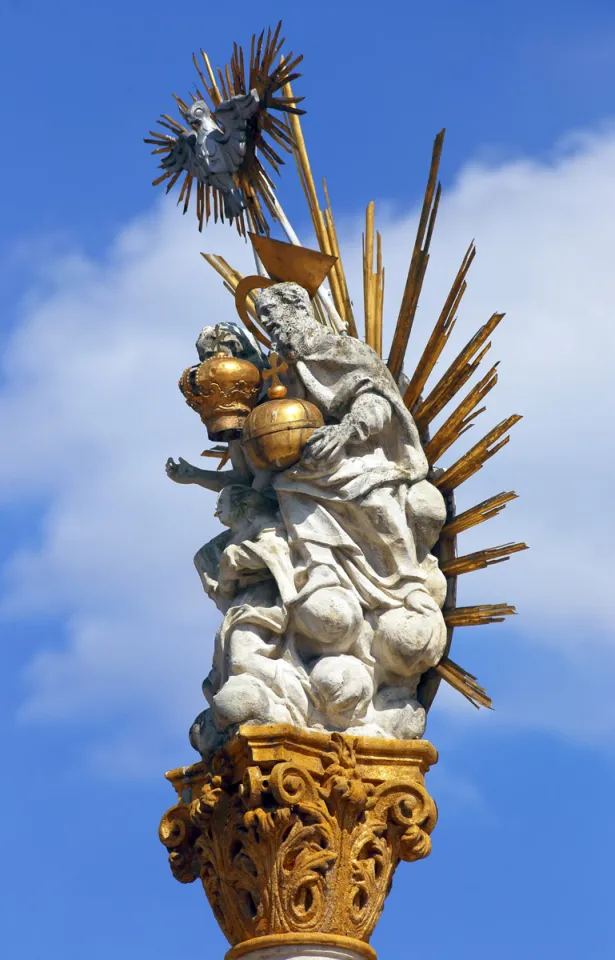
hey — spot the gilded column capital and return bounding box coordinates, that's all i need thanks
[159,724,438,949]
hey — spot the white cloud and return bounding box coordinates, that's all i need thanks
[0,205,256,758]
[2,125,615,768]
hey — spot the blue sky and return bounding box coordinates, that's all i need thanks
[2,2,615,958]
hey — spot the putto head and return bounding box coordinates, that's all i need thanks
[214,485,278,529]
[196,324,242,361]
[195,322,266,368]
[179,324,262,441]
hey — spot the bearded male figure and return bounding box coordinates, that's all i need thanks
[167,282,448,746]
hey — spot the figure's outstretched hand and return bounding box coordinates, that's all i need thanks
[303,423,352,464]
[166,456,197,484]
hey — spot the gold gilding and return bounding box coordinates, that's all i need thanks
[248,234,338,297]
[227,934,377,960]
[159,724,438,948]
[241,396,323,472]
[234,236,338,333]
[241,352,323,472]
[179,352,261,441]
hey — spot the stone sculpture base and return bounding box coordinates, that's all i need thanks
[159,725,438,957]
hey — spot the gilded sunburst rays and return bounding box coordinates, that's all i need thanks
[145,22,305,235]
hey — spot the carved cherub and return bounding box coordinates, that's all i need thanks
[195,321,266,368]
[208,484,287,602]
[166,321,268,491]
[194,485,309,750]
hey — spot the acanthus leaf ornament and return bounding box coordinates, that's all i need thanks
[160,726,438,948]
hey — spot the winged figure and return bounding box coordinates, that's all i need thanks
[161,93,259,220]
[147,23,306,233]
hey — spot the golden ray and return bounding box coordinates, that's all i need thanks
[217,450,231,470]
[440,542,528,577]
[424,362,498,465]
[444,603,516,627]
[192,52,213,102]
[282,82,326,241]
[281,79,351,327]
[196,181,205,231]
[200,50,223,105]
[375,232,384,358]
[177,172,190,203]
[183,174,193,214]
[157,119,184,136]
[413,312,504,430]
[322,179,358,337]
[146,131,173,143]
[434,657,492,710]
[435,414,522,494]
[441,492,519,537]
[403,242,476,410]
[387,129,445,381]
[171,94,190,115]
[216,65,229,100]
[322,205,351,332]
[161,113,185,131]
[258,139,283,172]
[322,238,345,328]
[363,202,376,349]
[225,63,235,97]
[165,171,182,194]
[201,445,228,459]
[152,171,172,187]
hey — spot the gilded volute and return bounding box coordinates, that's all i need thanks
[159,725,438,949]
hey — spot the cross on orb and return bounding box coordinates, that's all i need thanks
[263,351,288,399]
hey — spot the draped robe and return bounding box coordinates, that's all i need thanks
[272,333,447,620]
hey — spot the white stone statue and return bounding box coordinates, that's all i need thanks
[167,283,448,758]
[195,321,266,369]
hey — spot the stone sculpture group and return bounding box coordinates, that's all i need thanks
[167,282,448,759]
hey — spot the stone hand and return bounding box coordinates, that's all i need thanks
[166,456,198,484]
[304,422,352,463]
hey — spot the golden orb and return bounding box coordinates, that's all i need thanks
[241,396,324,472]
[241,351,323,471]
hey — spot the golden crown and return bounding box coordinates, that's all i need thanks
[179,328,261,442]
